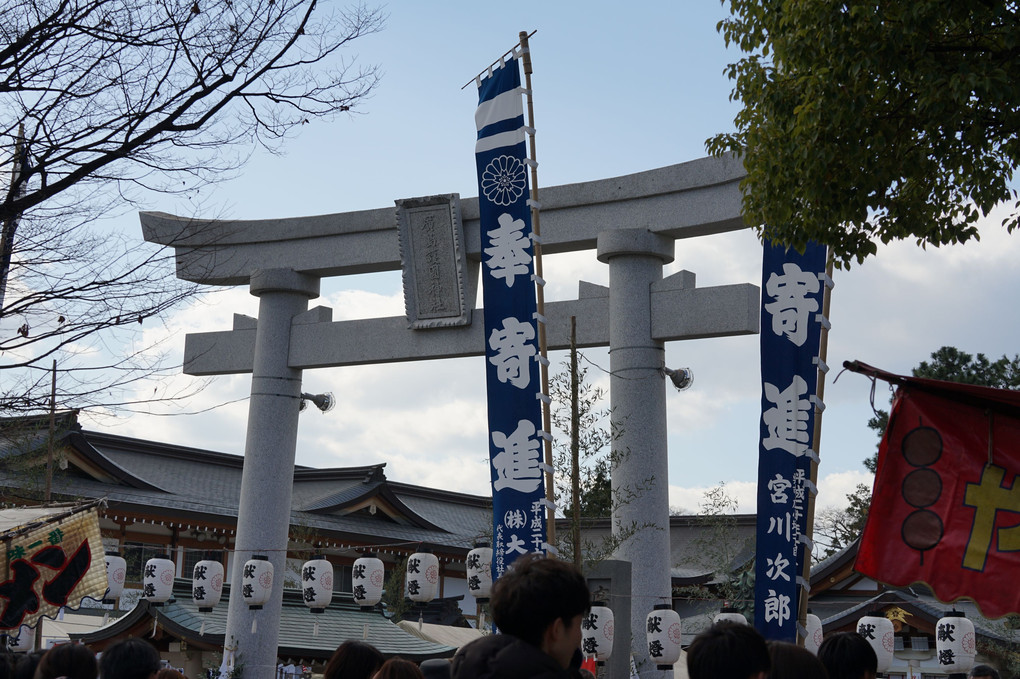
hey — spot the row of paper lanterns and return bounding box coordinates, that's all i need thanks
[103,551,976,672]
[581,605,977,672]
[103,544,495,612]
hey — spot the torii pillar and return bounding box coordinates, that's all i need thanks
[224,269,318,672]
[140,154,759,679]
[599,229,676,667]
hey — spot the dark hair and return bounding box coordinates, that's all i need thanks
[818,631,878,679]
[969,665,1001,679]
[489,554,590,648]
[768,640,829,679]
[98,637,161,679]
[13,651,46,679]
[686,622,770,679]
[34,644,97,679]
[372,658,423,679]
[418,659,450,679]
[323,641,384,679]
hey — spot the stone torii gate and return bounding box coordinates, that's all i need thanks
[141,153,759,678]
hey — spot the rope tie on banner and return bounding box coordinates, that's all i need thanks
[804,478,818,496]
[463,34,535,89]
[813,356,829,374]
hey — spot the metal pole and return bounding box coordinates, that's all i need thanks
[570,317,581,568]
[45,359,56,502]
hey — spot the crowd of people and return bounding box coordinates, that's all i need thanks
[0,553,1007,679]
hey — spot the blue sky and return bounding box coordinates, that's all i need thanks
[72,2,1020,515]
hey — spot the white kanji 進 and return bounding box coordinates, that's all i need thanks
[491,419,543,493]
[488,317,536,389]
[764,262,819,347]
[762,376,811,455]
[485,213,532,287]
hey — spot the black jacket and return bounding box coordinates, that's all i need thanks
[450,634,583,679]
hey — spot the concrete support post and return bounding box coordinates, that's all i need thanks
[597,230,675,678]
[223,269,319,679]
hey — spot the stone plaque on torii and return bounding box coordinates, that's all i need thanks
[141,153,759,679]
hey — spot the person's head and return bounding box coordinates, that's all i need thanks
[817,631,878,679]
[98,637,161,679]
[0,653,14,679]
[13,651,46,679]
[489,554,590,669]
[969,665,1001,679]
[155,670,185,679]
[418,659,450,679]
[323,641,384,679]
[372,658,423,679]
[686,622,770,679]
[767,640,828,679]
[34,644,97,679]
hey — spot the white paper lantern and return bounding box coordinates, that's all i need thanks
[713,606,748,626]
[192,559,224,612]
[406,550,439,603]
[936,611,976,675]
[104,552,127,602]
[301,555,333,613]
[241,555,274,610]
[582,602,615,663]
[857,612,894,674]
[352,553,384,609]
[646,604,682,670]
[804,612,823,655]
[466,543,493,601]
[142,555,176,605]
[9,624,34,652]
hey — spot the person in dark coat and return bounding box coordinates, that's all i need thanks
[451,554,590,679]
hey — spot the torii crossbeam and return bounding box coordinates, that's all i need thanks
[142,153,759,679]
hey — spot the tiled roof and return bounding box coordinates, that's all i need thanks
[0,413,491,553]
[73,580,457,661]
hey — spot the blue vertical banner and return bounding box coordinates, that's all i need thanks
[475,56,548,579]
[754,239,829,641]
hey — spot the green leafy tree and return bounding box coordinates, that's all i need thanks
[866,346,1020,469]
[708,2,1020,267]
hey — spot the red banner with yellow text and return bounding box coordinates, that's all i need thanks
[855,365,1020,619]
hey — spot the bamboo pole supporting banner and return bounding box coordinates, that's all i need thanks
[797,253,835,645]
[516,30,556,549]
